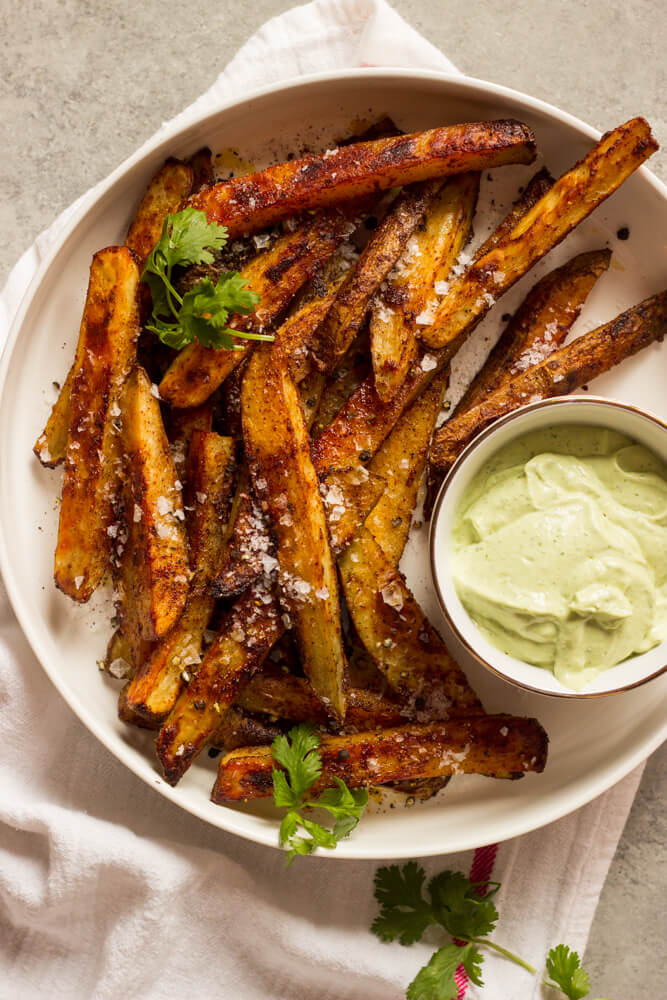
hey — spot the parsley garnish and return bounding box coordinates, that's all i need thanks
[141,208,268,350]
[544,945,612,999]
[271,724,368,863]
[371,862,535,1000]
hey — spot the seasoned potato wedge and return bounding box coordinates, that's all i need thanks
[158,210,354,408]
[320,466,386,555]
[366,370,447,566]
[457,248,611,412]
[126,157,194,266]
[311,175,478,474]
[121,431,237,723]
[212,707,283,752]
[430,289,667,473]
[311,334,371,438]
[54,247,140,601]
[187,147,214,194]
[165,399,215,494]
[213,474,272,600]
[189,120,536,235]
[242,344,348,720]
[156,582,284,784]
[117,366,190,639]
[420,118,657,350]
[370,173,480,400]
[236,668,416,730]
[310,168,564,476]
[339,527,482,715]
[310,180,444,374]
[212,715,549,802]
[33,365,74,468]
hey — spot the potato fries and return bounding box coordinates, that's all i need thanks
[37,112,666,836]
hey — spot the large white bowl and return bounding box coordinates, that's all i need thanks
[1,69,666,858]
[430,396,667,698]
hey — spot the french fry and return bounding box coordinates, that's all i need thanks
[279,274,346,384]
[242,344,348,720]
[33,365,74,467]
[156,581,284,784]
[472,168,554,260]
[54,247,140,601]
[235,668,413,730]
[309,180,445,374]
[212,715,549,802]
[126,157,194,266]
[117,366,190,639]
[365,371,448,566]
[165,399,215,494]
[370,173,480,400]
[338,526,483,715]
[456,248,612,413]
[189,120,537,235]
[213,474,273,600]
[320,466,386,555]
[429,289,667,473]
[158,210,355,408]
[420,118,658,350]
[121,431,237,723]
[299,368,326,429]
[211,707,283,752]
[311,334,371,438]
[310,171,560,475]
[187,147,214,194]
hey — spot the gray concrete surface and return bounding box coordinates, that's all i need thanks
[1,0,665,996]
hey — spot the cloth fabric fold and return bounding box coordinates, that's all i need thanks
[0,2,643,997]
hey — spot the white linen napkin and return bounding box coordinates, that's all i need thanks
[0,2,645,998]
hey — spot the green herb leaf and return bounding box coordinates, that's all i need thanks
[428,871,499,941]
[141,208,265,351]
[407,943,472,1000]
[270,724,368,862]
[544,945,591,999]
[371,862,437,945]
[272,724,322,801]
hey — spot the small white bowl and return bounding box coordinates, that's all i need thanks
[430,395,667,698]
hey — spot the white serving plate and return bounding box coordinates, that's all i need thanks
[1,69,666,859]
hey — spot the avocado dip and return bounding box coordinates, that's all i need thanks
[452,425,667,690]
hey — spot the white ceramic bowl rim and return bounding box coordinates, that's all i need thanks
[429,395,667,699]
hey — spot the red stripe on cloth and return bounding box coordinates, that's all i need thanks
[456,844,499,995]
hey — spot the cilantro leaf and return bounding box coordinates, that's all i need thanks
[428,871,499,941]
[272,724,322,801]
[270,724,368,862]
[371,862,437,945]
[544,945,591,999]
[140,208,267,351]
[406,943,472,1000]
[154,207,229,271]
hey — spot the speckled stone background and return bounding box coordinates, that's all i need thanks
[1,1,665,996]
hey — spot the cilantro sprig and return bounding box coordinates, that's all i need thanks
[544,945,611,1000]
[271,724,368,863]
[141,208,268,350]
[371,862,535,1000]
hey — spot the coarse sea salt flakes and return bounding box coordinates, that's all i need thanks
[133,504,142,523]
[157,496,171,515]
[315,586,330,600]
[420,354,438,372]
[434,280,449,296]
[74,575,84,590]
[380,581,404,611]
[108,657,132,679]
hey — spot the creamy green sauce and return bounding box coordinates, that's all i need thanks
[452,425,667,690]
